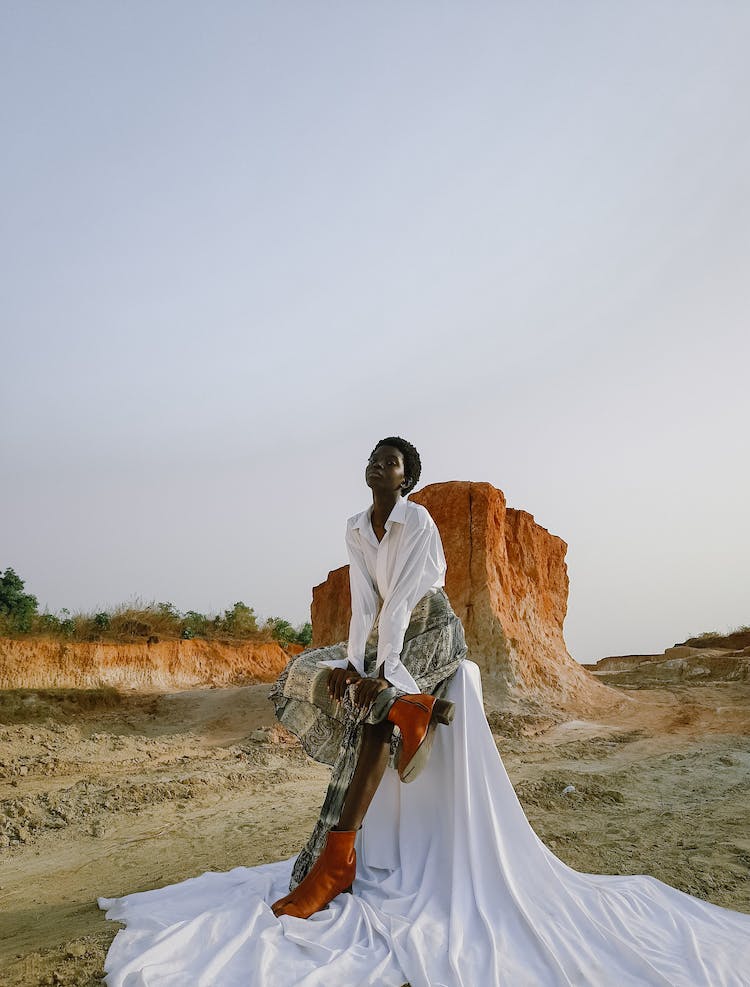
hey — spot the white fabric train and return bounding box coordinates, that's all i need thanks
[99,662,750,986]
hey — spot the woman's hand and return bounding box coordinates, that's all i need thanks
[352,676,390,710]
[328,667,361,702]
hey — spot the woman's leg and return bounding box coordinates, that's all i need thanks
[335,719,394,831]
[329,678,455,828]
[271,717,394,918]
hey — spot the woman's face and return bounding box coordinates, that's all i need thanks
[365,444,407,496]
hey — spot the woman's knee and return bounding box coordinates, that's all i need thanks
[363,719,394,743]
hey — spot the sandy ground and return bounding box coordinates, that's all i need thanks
[1,678,749,987]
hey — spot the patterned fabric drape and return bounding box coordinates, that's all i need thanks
[269,587,467,889]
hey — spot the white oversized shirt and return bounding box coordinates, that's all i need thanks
[319,496,447,694]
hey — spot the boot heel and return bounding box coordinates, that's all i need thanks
[433,699,455,726]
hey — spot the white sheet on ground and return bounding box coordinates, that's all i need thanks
[99,661,750,986]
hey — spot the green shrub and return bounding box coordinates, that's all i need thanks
[296,622,313,646]
[36,612,62,634]
[58,609,77,637]
[181,610,210,639]
[265,617,298,645]
[0,567,39,633]
[221,602,258,637]
[94,612,111,631]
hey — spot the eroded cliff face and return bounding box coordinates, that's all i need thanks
[0,637,289,691]
[312,481,608,707]
[311,567,351,651]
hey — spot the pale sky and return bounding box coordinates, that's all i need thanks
[2,2,749,663]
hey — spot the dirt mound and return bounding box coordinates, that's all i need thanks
[0,637,290,691]
[0,687,126,726]
[677,629,750,651]
[514,772,626,811]
[485,704,563,739]
[586,648,750,687]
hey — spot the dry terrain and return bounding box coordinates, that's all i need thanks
[1,666,749,986]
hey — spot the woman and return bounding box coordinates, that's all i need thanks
[268,435,466,918]
[100,437,750,986]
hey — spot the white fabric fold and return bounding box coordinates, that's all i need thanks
[99,662,750,986]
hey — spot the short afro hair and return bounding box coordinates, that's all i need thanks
[370,436,422,497]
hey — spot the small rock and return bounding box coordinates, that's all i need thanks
[561,785,576,796]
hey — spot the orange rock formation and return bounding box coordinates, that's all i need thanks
[0,637,289,692]
[312,481,608,706]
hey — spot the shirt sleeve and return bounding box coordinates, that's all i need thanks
[316,518,379,677]
[376,512,447,692]
[344,521,380,674]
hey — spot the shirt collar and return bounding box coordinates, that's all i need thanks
[384,495,408,527]
[354,496,409,534]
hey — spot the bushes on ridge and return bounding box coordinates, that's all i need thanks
[0,567,311,646]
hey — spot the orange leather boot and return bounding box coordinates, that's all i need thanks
[272,828,357,919]
[387,694,455,783]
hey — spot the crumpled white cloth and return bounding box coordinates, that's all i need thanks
[99,662,750,986]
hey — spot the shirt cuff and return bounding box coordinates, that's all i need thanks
[316,657,349,670]
[382,655,420,694]
[318,656,367,677]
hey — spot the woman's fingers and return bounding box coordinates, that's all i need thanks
[327,668,360,703]
[335,673,348,702]
[344,672,360,701]
[353,678,381,709]
[328,669,346,701]
[329,670,382,707]
[344,672,362,702]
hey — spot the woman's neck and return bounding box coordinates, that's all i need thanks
[371,491,401,527]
